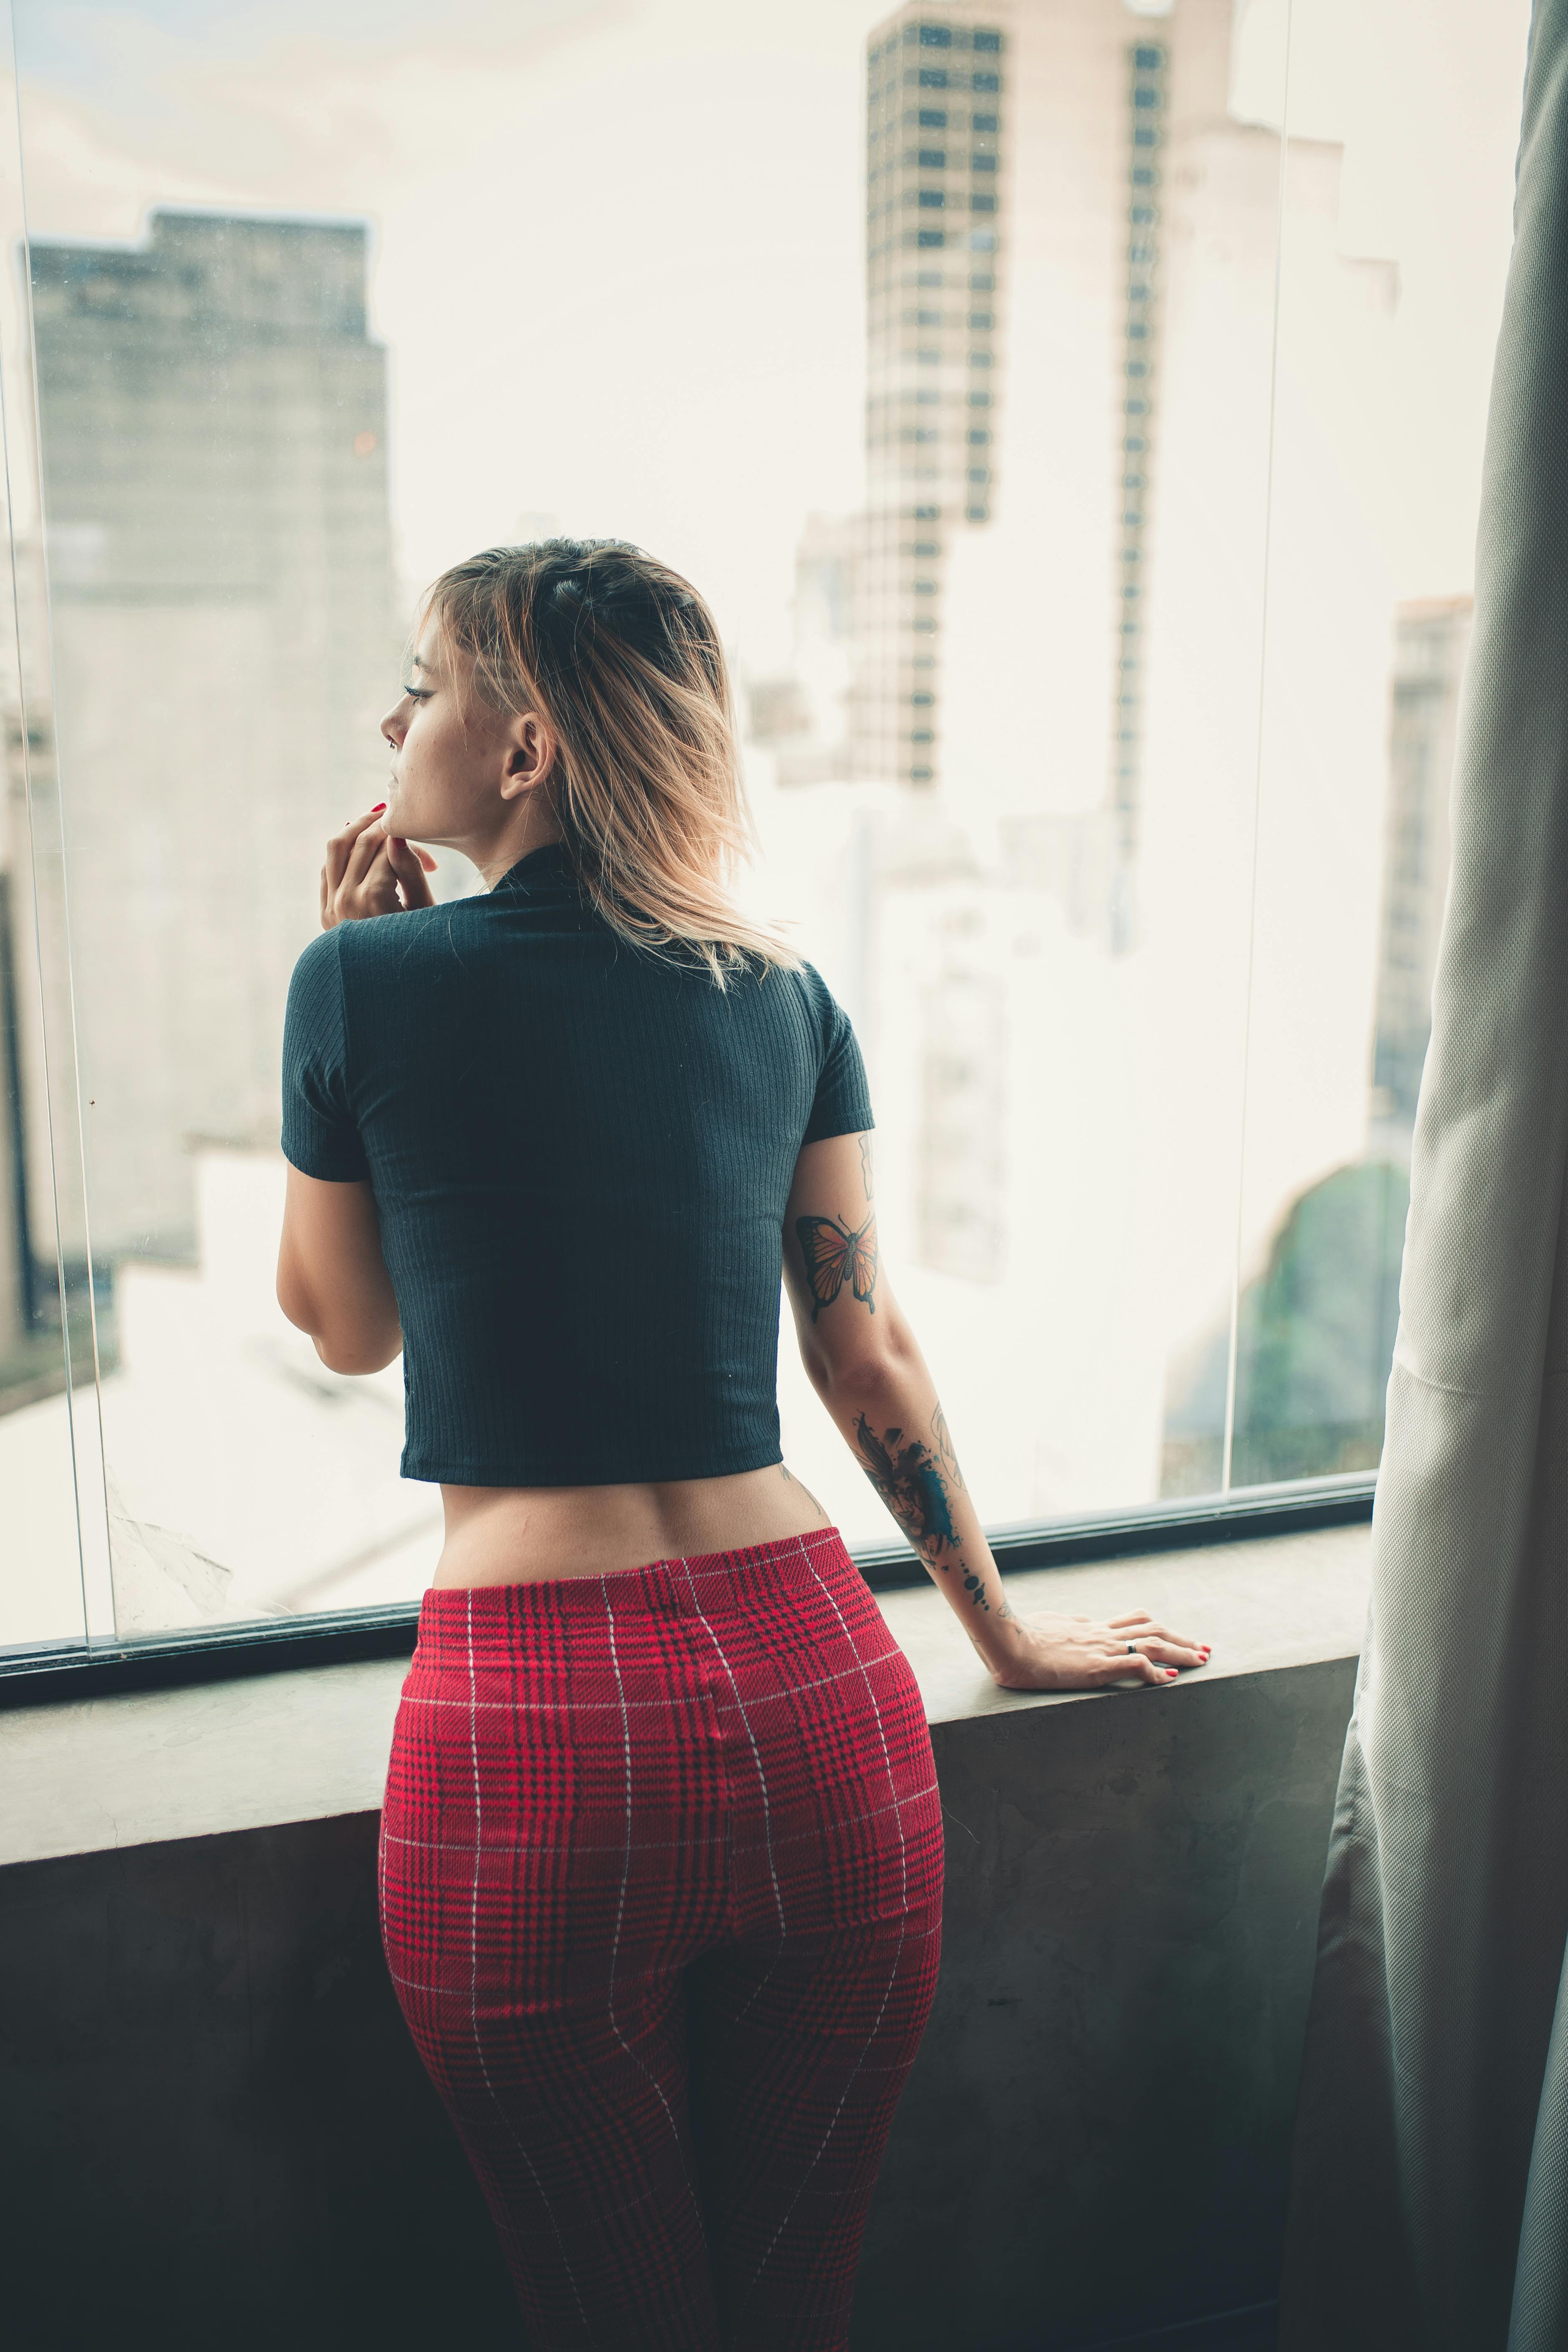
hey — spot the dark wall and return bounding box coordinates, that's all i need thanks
[857,1659,1355,2351]
[0,1659,1354,2352]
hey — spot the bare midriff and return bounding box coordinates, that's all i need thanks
[432,1464,834,1590]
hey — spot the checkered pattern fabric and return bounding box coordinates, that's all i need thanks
[379,1526,944,2351]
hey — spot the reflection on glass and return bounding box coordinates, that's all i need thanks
[0,0,1531,1649]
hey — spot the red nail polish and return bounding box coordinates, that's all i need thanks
[371,802,386,814]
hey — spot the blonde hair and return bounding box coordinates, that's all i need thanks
[421,539,796,983]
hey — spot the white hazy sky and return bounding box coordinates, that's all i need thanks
[9,0,1531,660]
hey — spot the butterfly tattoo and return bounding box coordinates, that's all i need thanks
[794,1212,878,1321]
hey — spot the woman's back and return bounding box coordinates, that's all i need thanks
[282,839,870,1492]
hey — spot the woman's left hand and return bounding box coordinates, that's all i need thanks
[981,1607,1211,1692]
[321,807,438,929]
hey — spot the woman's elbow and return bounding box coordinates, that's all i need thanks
[276,1262,399,1374]
[802,1311,919,1403]
[311,1324,401,1377]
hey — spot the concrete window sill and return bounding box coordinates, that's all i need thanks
[0,1522,1369,1870]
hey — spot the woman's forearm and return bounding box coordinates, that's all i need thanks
[810,1341,1020,1668]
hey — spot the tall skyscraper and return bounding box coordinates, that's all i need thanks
[854,5,1008,789]
[1370,597,1472,1130]
[19,211,396,1265]
[1111,30,1170,889]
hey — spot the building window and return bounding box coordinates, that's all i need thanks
[918,188,945,207]
[919,23,953,45]
[972,69,1000,91]
[918,66,949,86]
[918,107,948,126]
[918,149,947,168]
[971,152,998,171]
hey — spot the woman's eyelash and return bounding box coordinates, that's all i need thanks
[401,683,432,701]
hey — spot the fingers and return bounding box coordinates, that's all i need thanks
[321,813,399,928]
[1097,1649,1174,1686]
[319,809,436,928]
[1106,1611,1208,1659]
[323,807,386,898]
[342,821,388,893]
[385,833,436,908]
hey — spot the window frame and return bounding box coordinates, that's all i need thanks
[0,1472,1375,1705]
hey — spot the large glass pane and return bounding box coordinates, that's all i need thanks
[1171,0,1529,1492]
[0,0,1526,1646]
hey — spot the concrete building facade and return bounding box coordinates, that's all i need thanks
[23,211,396,1265]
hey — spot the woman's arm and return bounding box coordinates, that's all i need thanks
[276,1165,402,1375]
[783,1132,1209,1692]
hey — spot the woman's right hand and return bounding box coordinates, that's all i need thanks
[979,1608,1210,1692]
[321,807,438,929]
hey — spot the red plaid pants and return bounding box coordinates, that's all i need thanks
[379,1526,944,2351]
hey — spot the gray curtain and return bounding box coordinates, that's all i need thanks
[1278,8,1568,2346]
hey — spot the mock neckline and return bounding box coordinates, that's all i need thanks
[491,841,577,897]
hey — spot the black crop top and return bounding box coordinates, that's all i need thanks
[280,842,874,1486]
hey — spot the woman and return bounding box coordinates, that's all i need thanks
[276,539,1208,2351]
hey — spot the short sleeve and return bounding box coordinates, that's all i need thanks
[801,970,875,1144]
[281,930,371,1182]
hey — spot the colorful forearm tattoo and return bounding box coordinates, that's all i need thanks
[853,1409,993,1613]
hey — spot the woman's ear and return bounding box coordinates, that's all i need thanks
[501,711,556,801]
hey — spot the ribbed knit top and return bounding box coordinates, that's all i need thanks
[280,843,873,1486]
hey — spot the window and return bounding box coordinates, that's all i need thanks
[0,0,1530,1664]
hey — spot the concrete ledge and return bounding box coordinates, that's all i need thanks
[0,1527,1367,2351]
[0,1523,1367,1867]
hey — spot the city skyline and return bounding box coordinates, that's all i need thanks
[0,0,1532,1651]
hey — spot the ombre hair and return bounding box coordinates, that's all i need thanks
[420,539,797,983]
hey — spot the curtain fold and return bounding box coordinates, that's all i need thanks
[1278,8,1568,2346]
